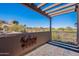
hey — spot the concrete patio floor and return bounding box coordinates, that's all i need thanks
[25,44,79,56]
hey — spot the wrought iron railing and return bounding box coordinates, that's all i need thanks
[52,31,77,44]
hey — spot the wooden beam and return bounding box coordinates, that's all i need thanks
[46,3,76,13]
[49,6,75,16]
[50,9,74,17]
[21,3,51,19]
[75,4,79,46]
[37,3,47,8]
[42,3,61,11]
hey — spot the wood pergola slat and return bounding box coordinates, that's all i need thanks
[37,3,47,8]
[50,9,74,17]
[21,3,76,19]
[21,3,51,19]
[42,3,61,11]
[49,6,75,15]
[46,3,76,13]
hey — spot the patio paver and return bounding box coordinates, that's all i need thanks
[25,44,79,56]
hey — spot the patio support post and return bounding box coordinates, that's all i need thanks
[49,18,52,41]
[76,4,79,46]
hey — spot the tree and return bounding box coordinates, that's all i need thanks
[22,24,27,32]
[74,23,77,27]
[65,27,74,32]
[66,27,73,30]
[57,28,65,31]
[52,28,56,30]
[0,20,6,24]
[11,20,19,25]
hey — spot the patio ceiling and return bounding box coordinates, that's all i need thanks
[21,3,77,19]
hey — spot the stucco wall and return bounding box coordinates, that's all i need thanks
[0,32,50,56]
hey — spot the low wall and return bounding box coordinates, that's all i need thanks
[0,32,50,56]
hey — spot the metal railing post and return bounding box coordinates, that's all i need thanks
[49,18,52,41]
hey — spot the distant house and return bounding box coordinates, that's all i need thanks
[2,24,9,32]
[0,20,9,33]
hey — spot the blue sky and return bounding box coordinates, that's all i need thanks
[52,12,77,28]
[0,3,77,28]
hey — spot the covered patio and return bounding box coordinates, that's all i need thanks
[0,3,79,56]
[22,3,79,53]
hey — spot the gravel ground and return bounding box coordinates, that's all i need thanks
[25,44,79,56]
